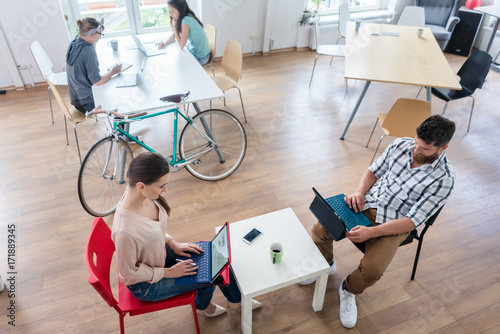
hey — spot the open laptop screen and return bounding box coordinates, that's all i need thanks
[211,223,230,281]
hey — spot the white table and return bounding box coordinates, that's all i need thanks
[227,208,330,333]
[93,35,223,113]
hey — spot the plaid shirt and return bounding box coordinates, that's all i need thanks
[364,137,455,227]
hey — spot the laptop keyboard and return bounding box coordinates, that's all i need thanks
[325,196,359,231]
[186,241,211,283]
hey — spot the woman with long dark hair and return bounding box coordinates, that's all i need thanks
[157,0,211,65]
[112,152,260,318]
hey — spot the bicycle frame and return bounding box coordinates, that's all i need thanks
[111,106,218,171]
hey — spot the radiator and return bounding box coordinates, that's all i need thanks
[479,26,500,64]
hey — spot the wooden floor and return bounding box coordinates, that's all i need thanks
[1,49,500,334]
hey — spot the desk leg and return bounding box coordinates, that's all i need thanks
[340,81,371,140]
[312,273,328,311]
[241,295,252,334]
[426,87,432,107]
[192,102,225,162]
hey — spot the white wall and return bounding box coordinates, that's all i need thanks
[0,0,69,88]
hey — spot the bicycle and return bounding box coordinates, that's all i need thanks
[77,92,247,217]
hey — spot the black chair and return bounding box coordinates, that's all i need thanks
[352,207,443,280]
[430,50,492,132]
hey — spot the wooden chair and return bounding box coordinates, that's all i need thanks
[30,41,68,124]
[85,217,201,334]
[46,79,92,164]
[352,207,443,280]
[366,98,431,164]
[203,24,216,76]
[212,40,247,122]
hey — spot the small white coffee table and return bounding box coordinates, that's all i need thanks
[225,208,330,333]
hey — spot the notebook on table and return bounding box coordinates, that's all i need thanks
[309,187,373,241]
[175,222,231,286]
[115,56,147,88]
[131,33,166,57]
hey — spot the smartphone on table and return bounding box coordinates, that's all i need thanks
[242,228,262,244]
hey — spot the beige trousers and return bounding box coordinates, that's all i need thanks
[310,208,410,294]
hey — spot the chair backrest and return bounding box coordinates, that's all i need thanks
[221,40,243,82]
[458,50,492,92]
[203,24,216,66]
[382,98,431,138]
[417,0,458,27]
[398,6,426,27]
[85,217,121,312]
[338,3,351,38]
[46,79,74,121]
[30,41,55,80]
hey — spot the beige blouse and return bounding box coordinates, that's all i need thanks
[111,200,173,286]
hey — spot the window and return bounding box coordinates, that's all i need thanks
[63,0,174,37]
[308,0,382,14]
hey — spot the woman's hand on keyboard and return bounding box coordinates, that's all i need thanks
[165,260,198,278]
[169,240,203,257]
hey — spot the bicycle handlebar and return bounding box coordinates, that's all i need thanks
[86,109,147,120]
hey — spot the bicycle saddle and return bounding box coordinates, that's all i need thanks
[159,91,190,103]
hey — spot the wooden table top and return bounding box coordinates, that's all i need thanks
[345,22,462,90]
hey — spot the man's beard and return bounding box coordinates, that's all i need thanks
[413,151,439,165]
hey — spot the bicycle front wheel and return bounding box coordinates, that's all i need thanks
[179,109,247,181]
[78,136,133,217]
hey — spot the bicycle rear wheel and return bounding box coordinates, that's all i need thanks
[78,136,133,217]
[179,109,247,181]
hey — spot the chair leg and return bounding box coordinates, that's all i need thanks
[441,101,449,116]
[48,86,55,124]
[467,96,475,132]
[415,86,423,99]
[235,86,247,123]
[74,123,83,164]
[309,55,319,87]
[370,135,385,165]
[191,301,201,334]
[119,313,126,334]
[366,117,378,148]
[410,239,424,280]
[330,56,334,66]
[210,65,215,77]
[64,116,69,146]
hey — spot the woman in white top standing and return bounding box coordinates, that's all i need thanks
[112,152,260,318]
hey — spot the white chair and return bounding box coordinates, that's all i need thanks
[337,3,351,44]
[30,41,68,124]
[309,18,346,88]
[398,6,426,27]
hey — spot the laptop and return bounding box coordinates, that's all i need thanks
[175,222,231,285]
[115,57,147,88]
[309,187,372,241]
[130,33,166,57]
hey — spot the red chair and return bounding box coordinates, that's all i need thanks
[85,217,201,334]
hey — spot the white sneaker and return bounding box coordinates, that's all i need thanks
[201,304,226,317]
[298,260,336,286]
[338,280,357,328]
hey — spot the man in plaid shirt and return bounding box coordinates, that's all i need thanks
[302,115,456,328]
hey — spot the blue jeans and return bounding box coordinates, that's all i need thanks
[127,245,241,310]
[187,42,210,65]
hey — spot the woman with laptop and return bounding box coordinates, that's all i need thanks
[112,152,261,318]
[66,17,122,113]
[157,0,211,65]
